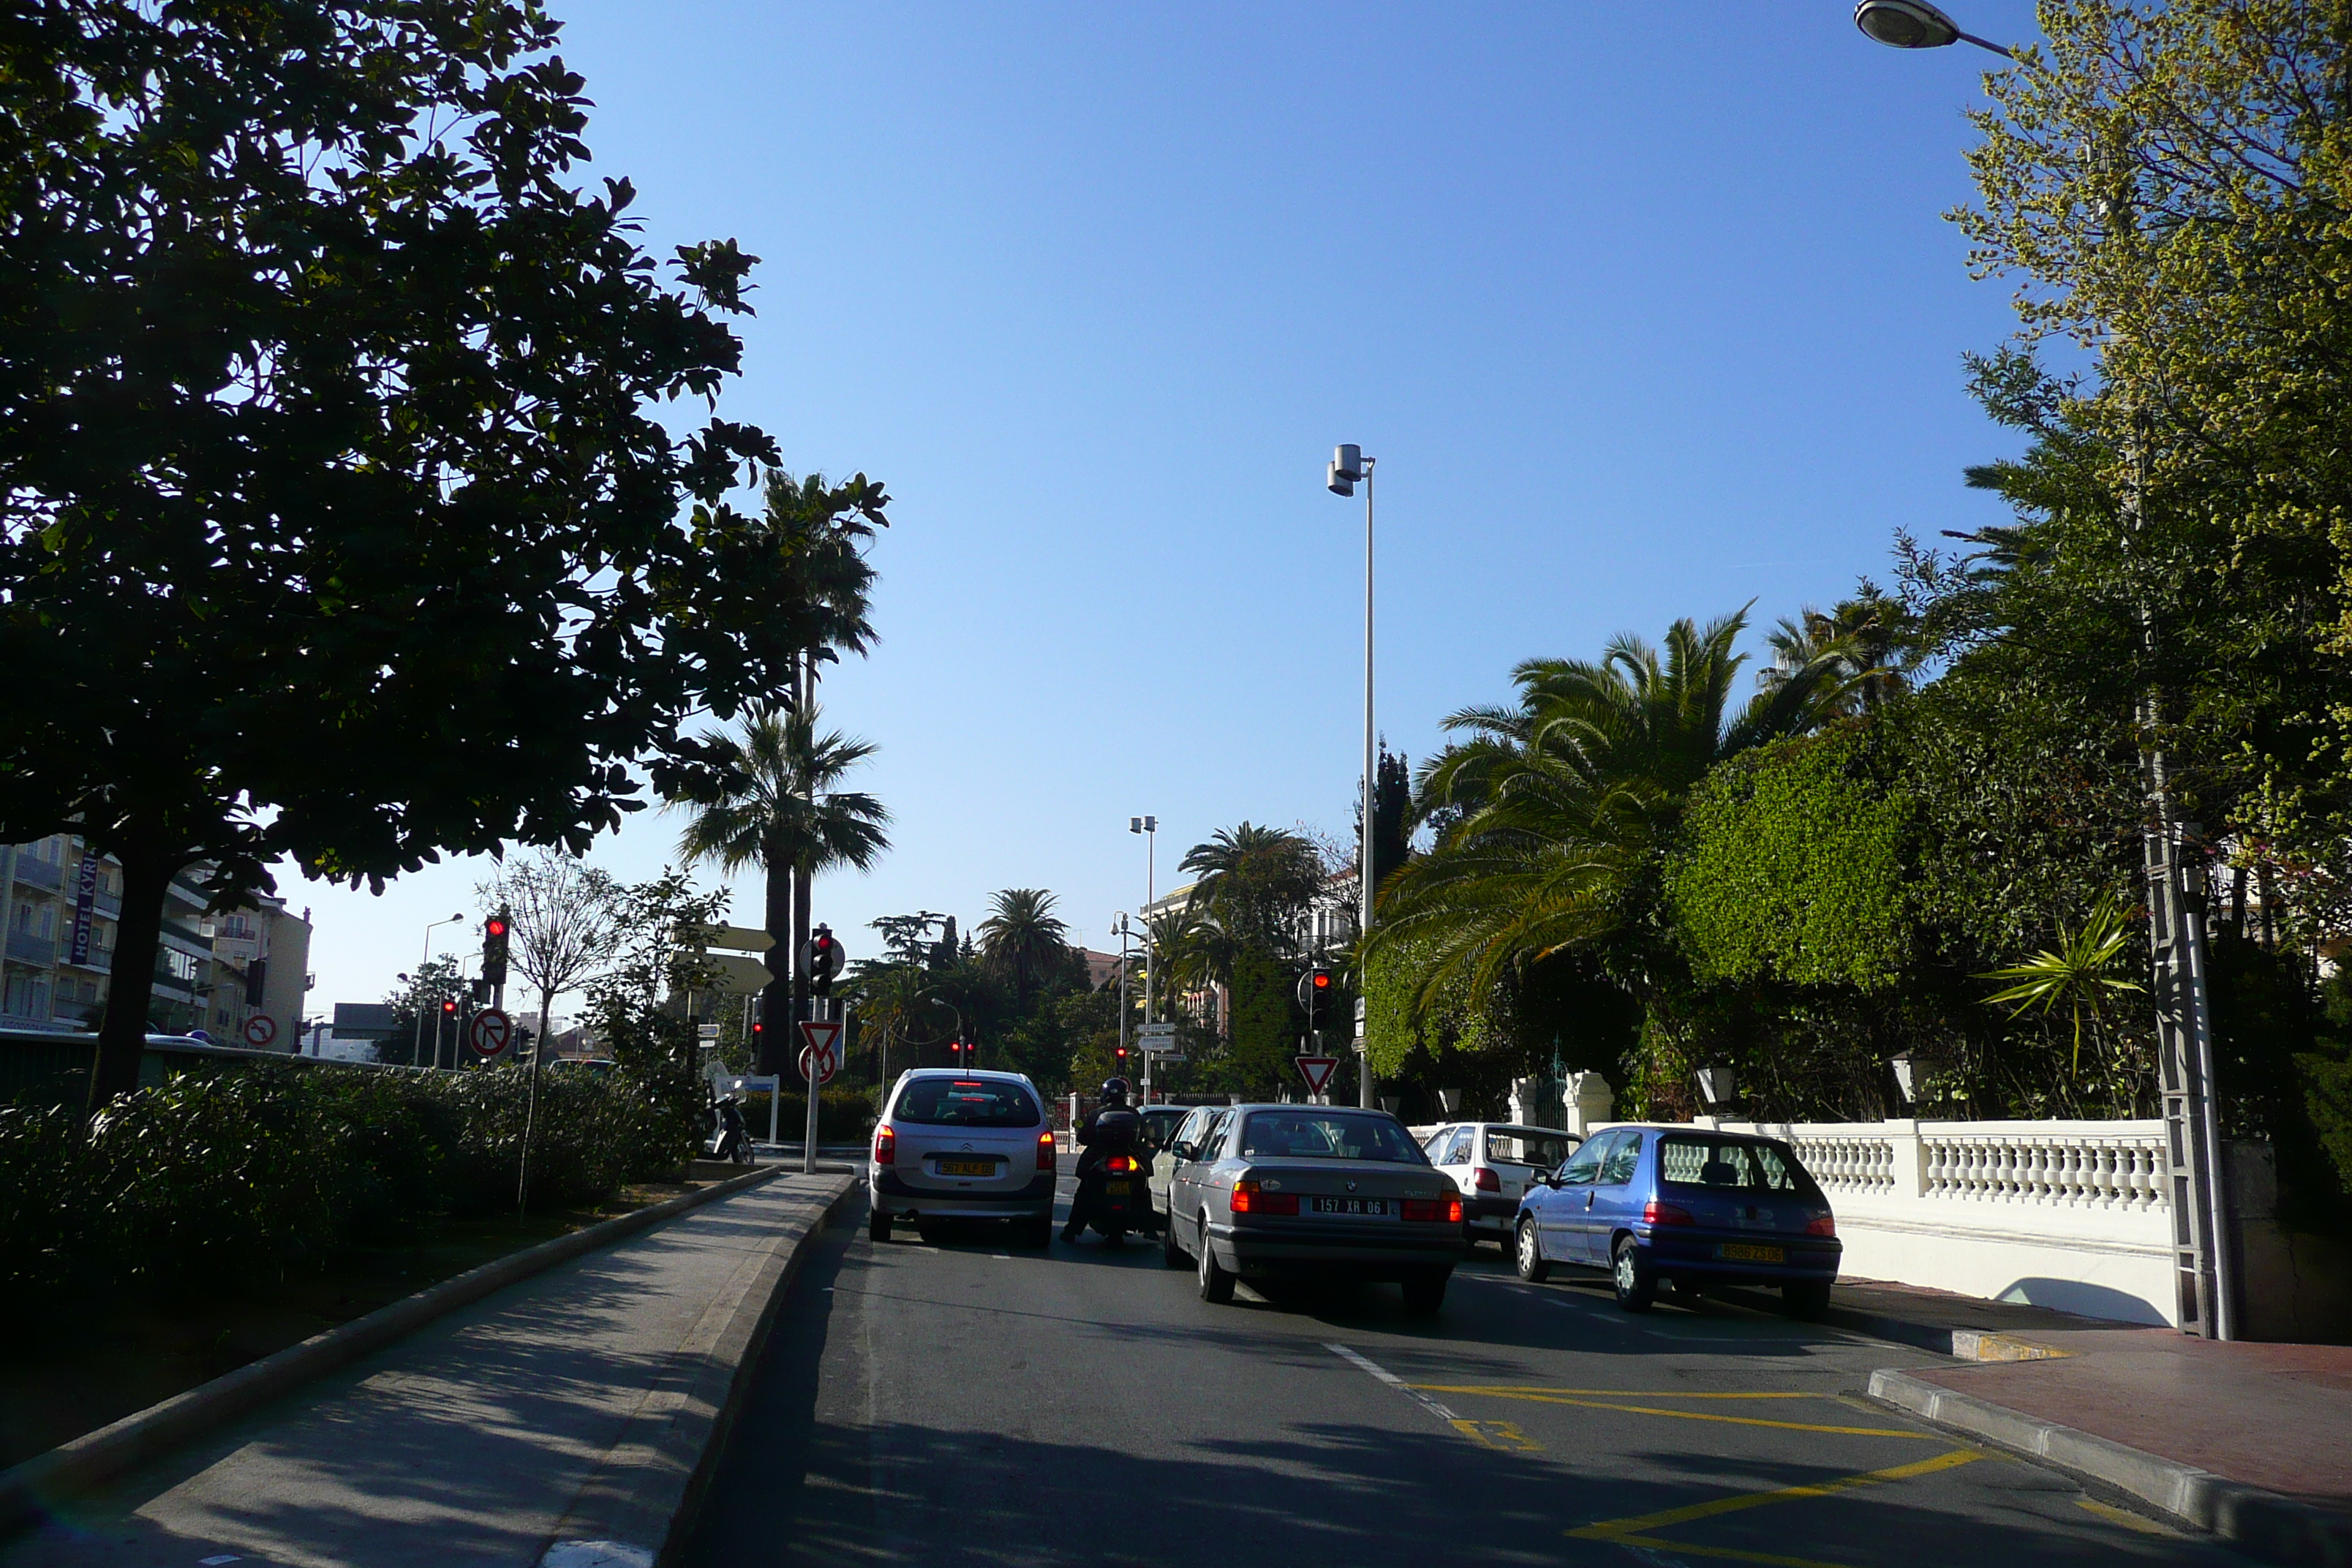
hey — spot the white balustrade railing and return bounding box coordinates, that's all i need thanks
[1921,1125,2167,1212]
[1784,1131,1897,1196]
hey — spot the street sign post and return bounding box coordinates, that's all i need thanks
[467,1008,513,1058]
[242,1014,276,1049]
[797,1015,844,1173]
[1295,1055,1339,1101]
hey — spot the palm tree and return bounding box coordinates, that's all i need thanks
[669,704,891,1025]
[1180,823,1325,962]
[976,888,1071,1004]
[1373,608,1844,1017]
[1763,587,1920,717]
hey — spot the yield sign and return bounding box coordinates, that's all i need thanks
[798,1019,843,1086]
[468,1008,513,1058]
[1295,1055,1340,1096]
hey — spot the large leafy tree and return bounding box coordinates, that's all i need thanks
[1180,823,1324,962]
[1373,609,1847,1023]
[0,1,825,1107]
[670,705,890,1067]
[975,889,1073,1006]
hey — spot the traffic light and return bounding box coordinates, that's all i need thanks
[441,998,458,1017]
[805,924,841,996]
[1115,1043,1130,1068]
[483,911,510,986]
[1296,965,1333,1010]
[470,977,491,1005]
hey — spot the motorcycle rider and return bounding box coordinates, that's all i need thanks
[1060,1077,1144,1243]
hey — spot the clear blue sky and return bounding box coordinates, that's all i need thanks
[284,1,2046,1014]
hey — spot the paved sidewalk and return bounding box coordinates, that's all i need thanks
[2,1171,851,1568]
[1814,1275,2352,1560]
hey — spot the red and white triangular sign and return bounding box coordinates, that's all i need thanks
[798,1019,843,1084]
[1295,1055,1339,1095]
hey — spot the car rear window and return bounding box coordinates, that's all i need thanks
[1487,1128,1579,1169]
[1658,1136,1819,1196]
[893,1079,1041,1128]
[1238,1112,1425,1163]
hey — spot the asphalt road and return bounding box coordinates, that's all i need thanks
[684,1180,2231,1568]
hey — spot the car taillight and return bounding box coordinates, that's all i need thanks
[1643,1200,1695,1226]
[1472,1166,1501,1192]
[1806,1213,1836,1237]
[1231,1179,1297,1216]
[1403,1194,1463,1223]
[1106,1154,1139,1174]
[872,1126,895,1166]
[1036,1129,1056,1172]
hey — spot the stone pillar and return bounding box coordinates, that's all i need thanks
[1564,1071,1615,1136]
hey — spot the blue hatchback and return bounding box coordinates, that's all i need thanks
[1511,1125,1842,1316]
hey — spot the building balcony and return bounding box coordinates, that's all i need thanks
[11,856,63,894]
[6,930,58,967]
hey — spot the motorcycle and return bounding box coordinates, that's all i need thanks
[1079,1151,1148,1243]
[706,1093,754,1165]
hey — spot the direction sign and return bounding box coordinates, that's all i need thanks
[1295,1055,1339,1096]
[242,1014,277,1049]
[467,1008,513,1058]
[797,1018,843,1086]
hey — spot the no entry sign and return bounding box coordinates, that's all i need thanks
[798,1018,843,1086]
[468,1008,513,1058]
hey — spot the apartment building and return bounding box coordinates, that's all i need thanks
[0,837,313,1046]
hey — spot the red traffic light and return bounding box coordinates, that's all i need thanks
[485,916,508,938]
[442,999,458,1014]
[1310,970,1332,991]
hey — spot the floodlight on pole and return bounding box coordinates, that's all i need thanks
[1324,442,1377,1109]
[1852,1,2013,59]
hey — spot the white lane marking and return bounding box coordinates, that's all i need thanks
[1618,1546,1692,1567]
[1326,1343,1463,1423]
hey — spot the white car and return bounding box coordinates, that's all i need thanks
[1420,1122,1584,1250]
[869,1068,1058,1248]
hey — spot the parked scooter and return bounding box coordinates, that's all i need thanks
[706,1093,754,1165]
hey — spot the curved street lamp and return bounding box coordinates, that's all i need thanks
[1852,1,2013,59]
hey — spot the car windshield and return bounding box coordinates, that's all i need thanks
[1658,1136,1819,1196]
[1237,1112,1425,1163]
[893,1079,1041,1128]
[1486,1128,1578,1169]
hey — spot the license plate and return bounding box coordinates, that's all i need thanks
[936,1158,996,1177]
[1716,1242,1785,1263]
[1311,1196,1392,1217]
[1103,1180,1131,1196]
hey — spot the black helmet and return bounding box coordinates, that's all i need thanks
[1099,1077,1131,1104]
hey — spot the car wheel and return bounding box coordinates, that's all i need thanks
[1515,1217,1550,1282]
[916,1221,949,1247]
[1401,1267,1450,1316]
[867,1207,892,1243]
[1196,1221,1236,1304]
[1611,1236,1656,1313]
[1161,1215,1187,1267]
[1782,1279,1833,1320]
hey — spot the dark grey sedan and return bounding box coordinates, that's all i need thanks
[1158,1104,1463,1313]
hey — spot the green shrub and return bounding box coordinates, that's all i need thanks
[0,1061,682,1322]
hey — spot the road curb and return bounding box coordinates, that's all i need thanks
[0,1164,786,1539]
[1869,1368,2352,1567]
[532,1174,856,1568]
[1708,1286,2068,1361]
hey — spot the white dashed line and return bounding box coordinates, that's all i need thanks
[1326,1343,1463,1423]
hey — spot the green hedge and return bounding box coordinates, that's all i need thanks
[0,1063,693,1313]
[737,1088,873,1145]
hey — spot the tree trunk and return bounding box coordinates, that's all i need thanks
[88,845,178,1113]
[759,852,791,1074]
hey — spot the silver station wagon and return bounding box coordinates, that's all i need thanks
[1158,1104,1464,1314]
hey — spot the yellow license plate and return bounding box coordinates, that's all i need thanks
[1103,1180,1131,1196]
[937,1158,995,1177]
[1716,1243,1785,1263]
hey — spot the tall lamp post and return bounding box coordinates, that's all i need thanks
[1129,814,1157,1024]
[411,912,465,1067]
[1855,0,2234,1340]
[1326,444,1378,1109]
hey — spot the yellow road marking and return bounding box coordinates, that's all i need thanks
[1611,1535,1858,1568]
[2076,1498,2177,1536]
[1449,1418,1542,1452]
[1428,1387,1935,1439]
[1568,1447,1987,1539]
[1414,1384,1822,1401]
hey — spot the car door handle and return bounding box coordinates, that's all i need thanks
[1583,1192,1595,1210]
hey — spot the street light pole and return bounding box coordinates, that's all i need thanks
[1855,1,2234,1339]
[412,913,464,1068]
[1327,444,1378,1109]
